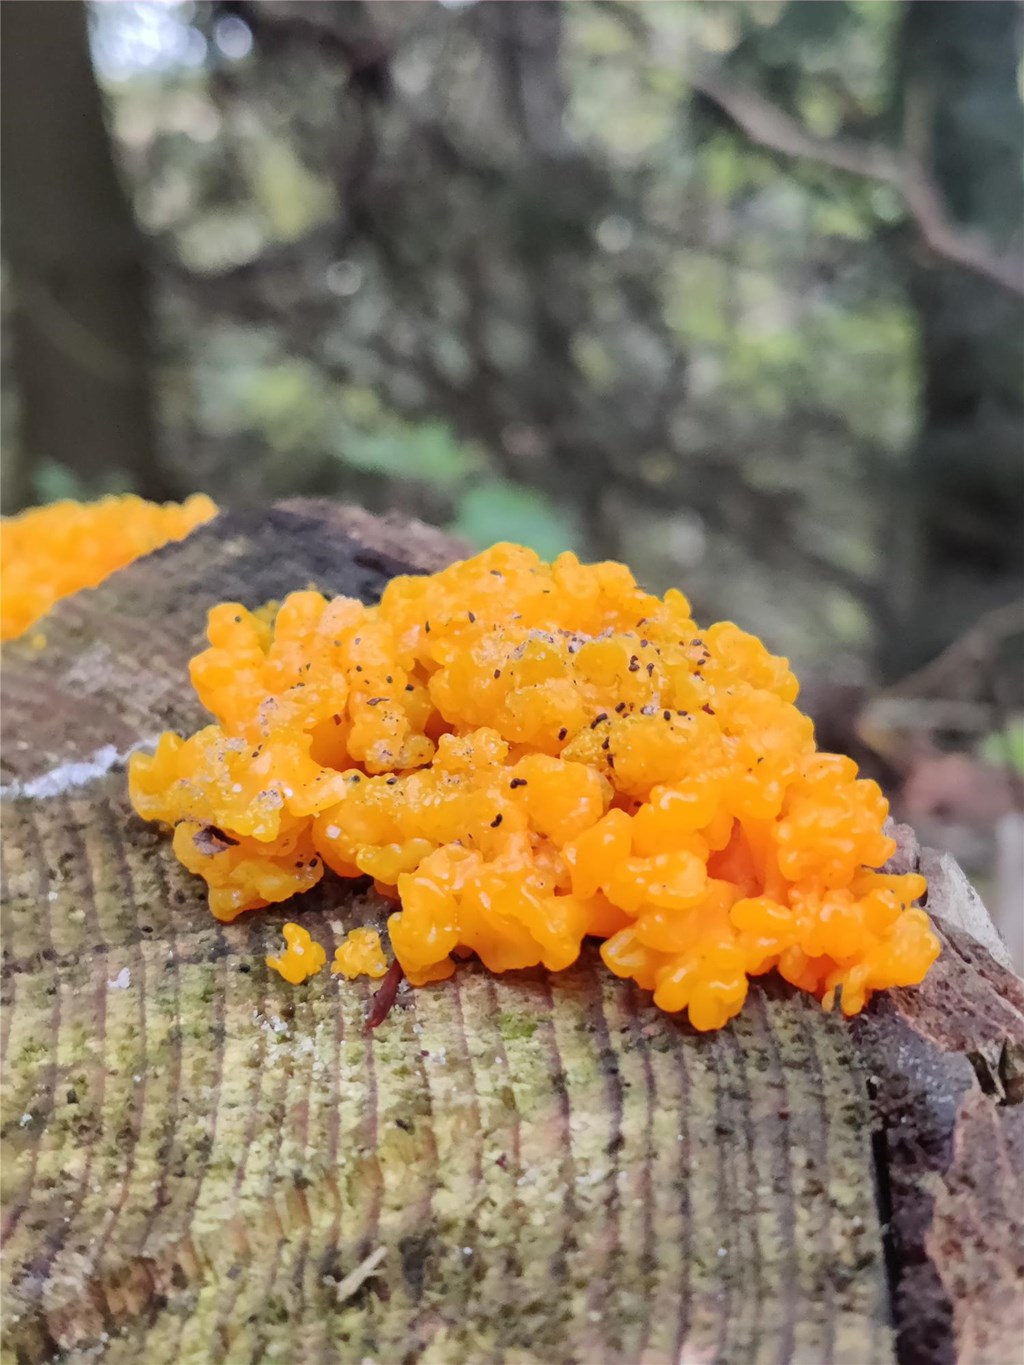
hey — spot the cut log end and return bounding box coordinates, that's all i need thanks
[2,501,1021,1364]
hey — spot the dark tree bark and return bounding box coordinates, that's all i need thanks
[0,0,172,511]
[886,0,1024,677]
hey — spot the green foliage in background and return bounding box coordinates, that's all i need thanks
[451,483,580,559]
[980,723,1024,779]
[5,0,1018,681]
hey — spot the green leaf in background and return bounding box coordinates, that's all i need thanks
[450,482,579,559]
[979,722,1024,777]
[33,460,93,504]
[33,459,133,504]
[241,362,327,454]
[244,137,335,243]
[339,422,482,488]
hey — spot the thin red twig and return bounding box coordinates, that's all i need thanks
[366,959,405,1031]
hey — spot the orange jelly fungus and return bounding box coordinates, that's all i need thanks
[1,493,218,640]
[267,922,327,984]
[332,927,389,980]
[129,543,939,1030]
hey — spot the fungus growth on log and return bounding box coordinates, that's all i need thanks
[129,542,939,1030]
[0,493,217,641]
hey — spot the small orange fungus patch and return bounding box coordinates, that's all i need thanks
[332,927,389,980]
[267,922,326,984]
[1,493,217,640]
[130,542,939,1029]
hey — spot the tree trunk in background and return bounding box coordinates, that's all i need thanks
[0,0,170,512]
[887,0,1024,677]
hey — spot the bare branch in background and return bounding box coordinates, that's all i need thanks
[883,598,1024,704]
[691,71,1024,301]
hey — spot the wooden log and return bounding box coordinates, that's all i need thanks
[2,502,1021,1365]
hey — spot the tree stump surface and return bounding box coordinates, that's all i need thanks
[1,502,1021,1365]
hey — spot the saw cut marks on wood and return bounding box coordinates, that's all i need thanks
[2,501,1022,1365]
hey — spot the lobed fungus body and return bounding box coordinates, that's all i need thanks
[1,493,217,640]
[266,922,326,984]
[332,927,389,980]
[130,543,938,1030]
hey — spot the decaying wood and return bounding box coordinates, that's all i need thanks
[2,502,1021,1365]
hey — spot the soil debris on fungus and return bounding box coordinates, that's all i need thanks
[1,493,217,640]
[129,542,939,1031]
[193,823,240,855]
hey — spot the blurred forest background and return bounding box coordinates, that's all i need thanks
[1,0,1022,948]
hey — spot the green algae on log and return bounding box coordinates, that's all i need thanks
[1,501,1022,1365]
